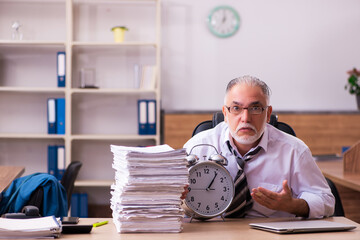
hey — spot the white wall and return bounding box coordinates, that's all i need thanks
[161,0,360,112]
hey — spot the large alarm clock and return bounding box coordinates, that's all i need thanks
[182,144,235,220]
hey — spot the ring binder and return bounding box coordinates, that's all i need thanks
[147,100,156,135]
[57,52,66,87]
[47,98,56,134]
[56,98,65,134]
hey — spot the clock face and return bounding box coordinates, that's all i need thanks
[184,162,234,218]
[207,6,240,38]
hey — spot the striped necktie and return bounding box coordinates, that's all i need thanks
[225,141,261,218]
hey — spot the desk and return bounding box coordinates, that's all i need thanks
[62,217,360,240]
[316,159,360,223]
[0,166,24,193]
[316,160,360,192]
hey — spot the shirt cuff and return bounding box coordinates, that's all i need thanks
[299,192,327,219]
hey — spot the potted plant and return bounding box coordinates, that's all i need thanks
[345,68,360,110]
[111,26,128,43]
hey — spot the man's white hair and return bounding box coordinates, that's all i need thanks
[224,75,271,105]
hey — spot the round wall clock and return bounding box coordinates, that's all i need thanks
[207,5,240,38]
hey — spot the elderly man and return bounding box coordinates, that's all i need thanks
[183,75,334,218]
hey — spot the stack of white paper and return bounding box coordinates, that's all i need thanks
[110,144,188,233]
[0,216,61,238]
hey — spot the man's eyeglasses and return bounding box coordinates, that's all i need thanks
[225,105,268,115]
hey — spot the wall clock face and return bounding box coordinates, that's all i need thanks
[207,6,240,38]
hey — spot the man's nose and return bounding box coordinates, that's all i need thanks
[239,108,251,122]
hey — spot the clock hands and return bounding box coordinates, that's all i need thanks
[206,171,218,191]
[189,171,218,191]
[221,9,226,24]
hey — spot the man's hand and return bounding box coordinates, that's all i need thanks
[251,180,309,218]
[181,185,189,200]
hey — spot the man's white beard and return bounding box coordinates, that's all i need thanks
[230,122,266,145]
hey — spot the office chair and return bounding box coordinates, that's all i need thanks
[0,173,68,217]
[28,161,82,216]
[325,178,345,216]
[60,161,83,209]
[192,112,344,217]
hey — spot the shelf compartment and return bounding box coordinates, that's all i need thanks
[0,0,66,41]
[0,91,64,134]
[0,44,66,88]
[71,44,156,89]
[71,93,156,135]
[0,138,64,176]
[72,0,157,43]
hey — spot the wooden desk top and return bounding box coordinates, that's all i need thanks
[0,166,24,193]
[316,160,360,192]
[62,217,359,240]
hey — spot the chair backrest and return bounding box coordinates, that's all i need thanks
[191,112,344,217]
[192,120,212,137]
[61,161,82,209]
[2,173,68,217]
[26,161,82,216]
[325,178,345,216]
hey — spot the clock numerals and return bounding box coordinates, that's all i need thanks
[185,162,234,218]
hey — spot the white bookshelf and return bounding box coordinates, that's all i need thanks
[0,0,161,194]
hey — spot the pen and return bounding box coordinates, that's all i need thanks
[93,220,108,227]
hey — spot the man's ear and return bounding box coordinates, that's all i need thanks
[266,105,273,123]
[222,106,228,123]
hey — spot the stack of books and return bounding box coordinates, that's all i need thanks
[110,144,188,233]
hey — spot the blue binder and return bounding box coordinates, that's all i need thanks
[47,98,57,134]
[70,193,88,217]
[57,52,66,87]
[56,98,65,134]
[47,145,58,178]
[147,100,156,135]
[138,99,148,135]
[79,193,88,217]
[57,145,65,180]
[70,193,79,217]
